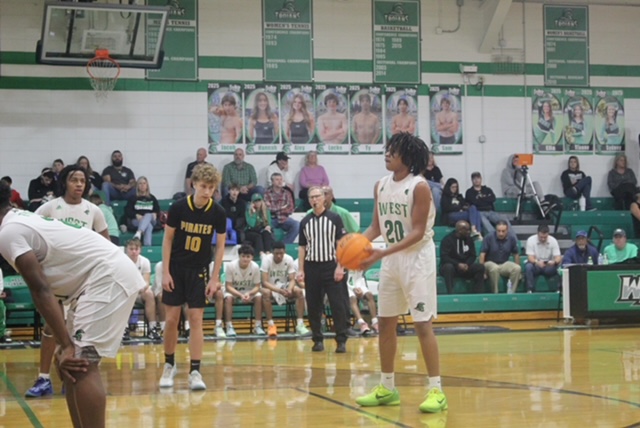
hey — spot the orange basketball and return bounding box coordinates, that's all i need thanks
[336,233,372,270]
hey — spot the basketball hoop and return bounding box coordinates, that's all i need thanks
[86,49,120,102]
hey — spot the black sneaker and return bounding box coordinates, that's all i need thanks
[147,327,161,341]
[0,336,12,343]
[335,343,346,353]
[182,328,190,338]
[311,341,324,352]
[122,327,131,342]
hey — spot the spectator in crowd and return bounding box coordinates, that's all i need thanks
[0,176,24,209]
[608,153,638,210]
[125,176,161,247]
[603,228,639,264]
[562,230,599,266]
[439,220,485,294]
[347,270,379,335]
[101,150,136,205]
[501,154,544,199]
[265,173,299,244]
[465,172,514,238]
[317,186,359,234]
[299,151,330,211]
[220,183,247,243]
[422,152,444,211]
[89,193,120,245]
[221,148,263,200]
[441,178,482,239]
[185,148,210,195]
[0,267,10,343]
[51,159,65,181]
[561,156,594,211]
[266,152,296,196]
[244,193,274,258]
[27,168,56,212]
[479,220,521,293]
[525,225,562,293]
[630,192,640,238]
[76,156,103,194]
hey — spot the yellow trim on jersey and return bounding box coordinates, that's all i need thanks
[187,195,214,212]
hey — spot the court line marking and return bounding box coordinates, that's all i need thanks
[295,387,413,428]
[0,372,44,428]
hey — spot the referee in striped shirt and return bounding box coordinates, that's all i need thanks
[296,186,350,353]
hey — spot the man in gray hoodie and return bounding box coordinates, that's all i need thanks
[501,154,544,198]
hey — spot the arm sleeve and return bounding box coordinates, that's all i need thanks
[152,196,161,215]
[214,206,228,234]
[334,214,346,243]
[299,168,309,188]
[439,236,457,266]
[465,238,477,265]
[91,205,109,233]
[125,198,136,219]
[166,203,181,229]
[298,217,308,246]
[249,166,258,186]
[525,237,535,256]
[551,239,561,257]
[321,167,330,186]
[607,170,615,192]
[560,170,571,191]
[486,188,496,204]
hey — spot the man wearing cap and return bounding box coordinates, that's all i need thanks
[264,172,299,244]
[603,229,639,264]
[525,225,562,292]
[465,172,515,238]
[562,230,599,266]
[266,152,295,190]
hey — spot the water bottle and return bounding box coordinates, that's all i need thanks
[579,196,586,211]
[507,280,513,294]
[603,254,609,265]
[598,253,604,265]
[587,256,593,265]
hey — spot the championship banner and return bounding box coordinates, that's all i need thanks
[543,5,589,87]
[349,85,383,154]
[279,83,315,154]
[208,83,244,154]
[244,83,280,154]
[384,86,418,140]
[594,89,625,155]
[563,88,594,154]
[429,85,462,154]
[532,88,564,154]
[314,84,350,154]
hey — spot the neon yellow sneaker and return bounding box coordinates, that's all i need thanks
[419,387,448,413]
[355,384,400,407]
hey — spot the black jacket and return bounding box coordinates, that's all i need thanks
[440,231,477,266]
[465,186,496,212]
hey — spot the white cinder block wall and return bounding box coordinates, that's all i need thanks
[1,0,639,199]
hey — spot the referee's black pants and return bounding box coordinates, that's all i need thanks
[304,260,350,345]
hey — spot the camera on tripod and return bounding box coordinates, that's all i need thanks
[513,154,545,221]
[514,154,534,168]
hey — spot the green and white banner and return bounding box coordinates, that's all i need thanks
[543,5,589,87]
[429,85,462,154]
[146,0,198,81]
[263,0,313,82]
[594,89,625,155]
[532,88,564,154]
[280,84,316,154]
[385,86,417,139]
[315,84,350,154]
[207,83,244,154]
[349,85,383,154]
[244,84,280,154]
[563,88,594,154]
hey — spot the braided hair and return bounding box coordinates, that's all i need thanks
[385,132,429,175]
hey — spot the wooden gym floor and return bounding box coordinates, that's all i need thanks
[1,320,640,427]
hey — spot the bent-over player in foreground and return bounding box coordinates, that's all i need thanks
[355,132,448,413]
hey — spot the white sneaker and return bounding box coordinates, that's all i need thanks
[254,325,266,336]
[159,363,177,388]
[226,326,237,337]
[295,324,310,336]
[189,370,206,391]
[216,326,226,338]
[133,231,142,240]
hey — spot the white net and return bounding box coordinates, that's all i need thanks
[87,54,120,102]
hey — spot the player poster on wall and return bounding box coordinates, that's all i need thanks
[429,85,462,154]
[385,86,418,140]
[243,84,280,154]
[532,88,564,154]
[207,83,244,154]
[279,84,315,154]
[563,88,594,154]
[349,85,383,154]
[315,84,350,154]
[594,89,625,155]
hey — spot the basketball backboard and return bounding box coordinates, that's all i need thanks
[36,1,170,69]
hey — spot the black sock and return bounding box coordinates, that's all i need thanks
[190,360,201,373]
[165,353,175,366]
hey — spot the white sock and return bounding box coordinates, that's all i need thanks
[297,318,304,326]
[381,372,395,390]
[150,321,157,329]
[255,320,262,327]
[267,320,274,327]
[428,376,442,390]
[357,318,365,325]
[216,320,222,327]
[227,322,233,328]
[160,321,165,331]
[371,317,378,325]
[185,321,190,330]
[39,373,51,380]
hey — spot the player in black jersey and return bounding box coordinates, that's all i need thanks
[159,164,227,391]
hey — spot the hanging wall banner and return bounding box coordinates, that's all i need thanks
[372,0,421,84]
[146,0,198,81]
[543,5,589,87]
[315,84,350,154]
[532,88,564,153]
[594,89,625,155]
[280,84,316,154]
[563,88,594,154]
[263,0,313,82]
[429,85,463,154]
[349,85,383,154]
[244,84,280,154]
[385,86,418,139]
[207,83,244,154]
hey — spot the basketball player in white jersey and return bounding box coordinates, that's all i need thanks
[355,133,447,413]
[26,164,110,398]
[0,181,145,428]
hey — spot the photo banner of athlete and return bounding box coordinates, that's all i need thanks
[208,83,244,154]
[243,84,280,154]
[349,85,383,154]
[315,84,350,154]
[594,89,625,155]
[384,86,418,140]
[279,84,316,154]
[429,85,463,154]
[563,88,594,154]
[532,88,564,154]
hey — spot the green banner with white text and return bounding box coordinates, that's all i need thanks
[544,5,589,87]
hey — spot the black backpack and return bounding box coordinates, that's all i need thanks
[539,194,562,219]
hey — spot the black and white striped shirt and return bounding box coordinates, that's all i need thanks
[298,209,345,263]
